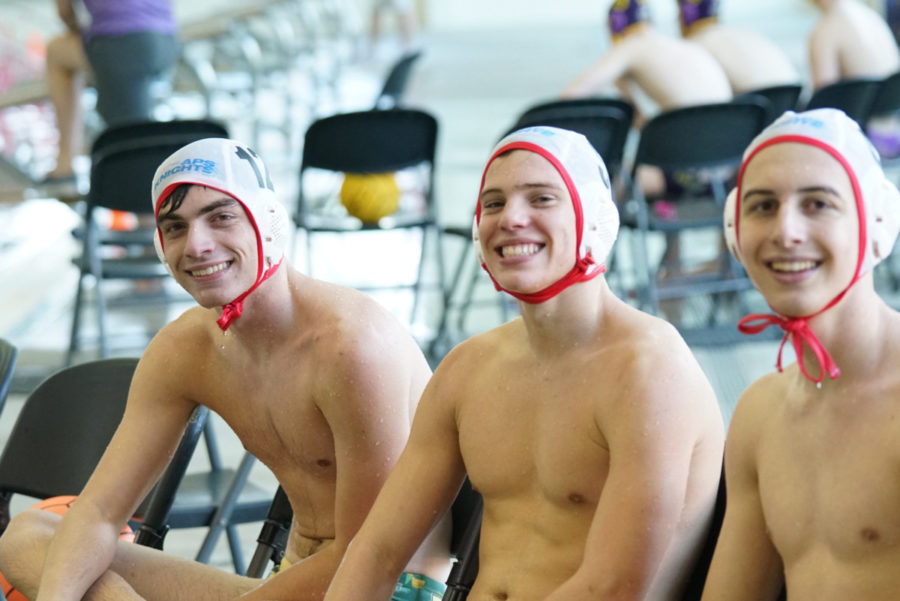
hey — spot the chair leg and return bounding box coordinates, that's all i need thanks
[66,270,87,366]
[194,452,257,566]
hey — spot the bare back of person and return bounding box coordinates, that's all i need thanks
[810,0,900,88]
[446,297,724,601]
[614,28,732,112]
[686,24,799,94]
[733,315,900,600]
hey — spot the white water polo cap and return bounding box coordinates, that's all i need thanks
[472,126,619,303]
[723,108,900,383]
[151,138,291,331]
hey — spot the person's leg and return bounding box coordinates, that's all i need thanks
[0,509,257,601]
[85,32,178,126]
[44,30,88,179]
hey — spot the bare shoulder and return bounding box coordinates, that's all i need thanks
[727,370,785,448]
[300,281,431,395]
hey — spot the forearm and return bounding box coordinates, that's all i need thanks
[542,566,646,601]
[243,543,354,601]
[323,538,406,601]
[35,518,120,601]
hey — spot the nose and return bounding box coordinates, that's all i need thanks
[183,221,215,258]
[773,204,806,247]
[497,197,530,230]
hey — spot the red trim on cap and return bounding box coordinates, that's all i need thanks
[732,133,869,383]
[154,182,268,330]
[475,140,603,304]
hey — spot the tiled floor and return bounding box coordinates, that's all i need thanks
[5,0,897,574]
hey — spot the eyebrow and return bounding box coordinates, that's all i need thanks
[157,197,239,224]
[742,185,843,201]
[479,181,565,201]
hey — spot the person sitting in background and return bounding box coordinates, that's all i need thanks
[808,0,900,158]
[677,0,800,95]
[43,0,179,183]
[702,107,900,600]
[563,0,733,285]
[322,126,725,601]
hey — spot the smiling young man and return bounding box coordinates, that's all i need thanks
[0,138,451,601]
[322,126,725,601]
[701,108,900,601]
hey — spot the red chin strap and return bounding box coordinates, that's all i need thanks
[483,256,605,304]
[216,258,283,331]
[738,312,840,384]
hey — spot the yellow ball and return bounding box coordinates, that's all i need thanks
[340,173,401,223]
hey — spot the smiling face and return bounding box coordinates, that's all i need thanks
[477,150,578,295]
[156,185,260,308]
[738,142,860,317]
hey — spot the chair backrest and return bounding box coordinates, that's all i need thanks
[517,97,635,130]
[0,338,17,418]
[867,70,900,118]
[632,99,769,177]
[510,106,633,179]
[87,119,230,215]
[804,77,881,125]
[0,357,139,534]
[735,83,803,124]
[297,108,439,219]
[374,50,423,109]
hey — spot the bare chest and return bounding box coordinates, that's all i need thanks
[457,367,609,507]
[757,390,900,562]
[199,353,336,482]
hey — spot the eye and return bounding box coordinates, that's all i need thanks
[480,195,505,213]
[160,221,186,237]
[743,197,776,215]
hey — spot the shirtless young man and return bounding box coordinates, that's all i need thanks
[322,126,725,601]
[808,0,900,91]
[701,108,900,600]
[676,0,799,95]
[0,139,451,601]
[562,0,734,285]
[561,0,731,121]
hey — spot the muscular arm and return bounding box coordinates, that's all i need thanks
[546,339,721,601]
[322,348,467,601]
[35,334,199,601]
[701,384,784,601]
[243,328,440,601]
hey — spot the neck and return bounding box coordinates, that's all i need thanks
[517,276,615,356]
[224,265,299,345]
[800,276,894,385]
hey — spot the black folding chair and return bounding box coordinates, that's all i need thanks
[804,77,881,126]
[66,119,229,365]
[294,108,444,329]
[515,96,635,130]
[735,83,803,124]
[620,99,769,326]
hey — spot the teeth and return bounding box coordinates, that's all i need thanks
[501,243,541,258]
[770,260,816,273]
[191,262,229,277]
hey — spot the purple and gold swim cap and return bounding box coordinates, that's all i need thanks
[678,0,719,34]
[609,0,648,42]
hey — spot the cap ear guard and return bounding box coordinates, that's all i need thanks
[723,187,741,265]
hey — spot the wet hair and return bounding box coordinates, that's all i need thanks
[158,183,196,218]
